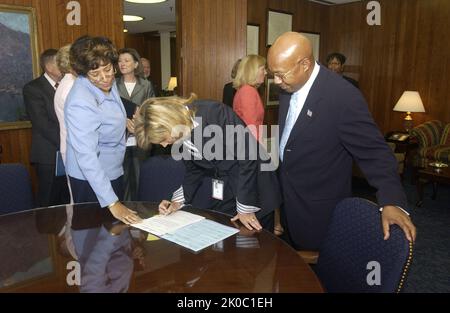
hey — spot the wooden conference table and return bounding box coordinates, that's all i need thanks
[0,202,323,293]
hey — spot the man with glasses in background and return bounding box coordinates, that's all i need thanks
[267,32,416,253]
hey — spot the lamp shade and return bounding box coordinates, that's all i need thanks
[167,77,177,91]
[393,91,425,113]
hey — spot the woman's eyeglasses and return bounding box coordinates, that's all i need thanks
[87,64,115,83]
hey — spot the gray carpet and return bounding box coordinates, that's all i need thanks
[352,171,450,293]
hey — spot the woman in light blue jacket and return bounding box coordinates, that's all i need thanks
[65,36,140,225]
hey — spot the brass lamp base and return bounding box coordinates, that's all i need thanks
[403,113,414,132]
[404,112,413,121]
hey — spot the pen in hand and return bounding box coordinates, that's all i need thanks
[158,200,181,215]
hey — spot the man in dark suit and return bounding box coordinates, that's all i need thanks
[267,32,416,251]
[326,52,359,89]
[23,49,69,207]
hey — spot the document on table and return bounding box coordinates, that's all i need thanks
[162,219,239,252]
[132,210,205,237]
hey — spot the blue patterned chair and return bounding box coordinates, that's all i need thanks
[0,164,34,215]
[138,155,213,209]
[315,198,413,293]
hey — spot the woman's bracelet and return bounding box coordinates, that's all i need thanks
[107,200,119,209]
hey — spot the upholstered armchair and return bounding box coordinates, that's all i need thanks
[410,120,450,168]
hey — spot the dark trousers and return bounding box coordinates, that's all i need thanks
[35,163,70,207]
[123,146,151,201]
[69,176,124,206]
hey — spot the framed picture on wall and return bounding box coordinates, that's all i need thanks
[265,78,281,107]
[267,9,292,46]
[246,24,259,55]
[0,4,39,123]
[300,31,321,61]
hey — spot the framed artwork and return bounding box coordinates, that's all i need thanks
[300,31,321,61]
[246,24,259,55]
[265,78,281,107]
[0,4,39,123]
[267,9,292,46]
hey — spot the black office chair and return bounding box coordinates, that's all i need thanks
[138,156,213,209]
[315,197,413,293]
[0,164,34,215]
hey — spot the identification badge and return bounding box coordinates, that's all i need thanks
[126,135,137,147]
[212,179,224,200]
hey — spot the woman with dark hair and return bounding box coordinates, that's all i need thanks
[117,48,155,106]
[64,36,141,225]
[117,48,155,201]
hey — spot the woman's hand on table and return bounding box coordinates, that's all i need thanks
[109,202,142,225]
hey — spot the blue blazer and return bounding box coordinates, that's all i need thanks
[65,77,126,207]
[278,65,407,250]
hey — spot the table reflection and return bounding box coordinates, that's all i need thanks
[0,202,323,293]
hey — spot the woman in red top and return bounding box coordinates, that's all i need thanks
[232,55,284,236]
[232,55,267,142]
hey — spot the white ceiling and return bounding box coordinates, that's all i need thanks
[123,0,176,34]
[123,0,362,34]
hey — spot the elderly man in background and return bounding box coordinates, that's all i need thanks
[23,49,69,207]
[140,57,158,97]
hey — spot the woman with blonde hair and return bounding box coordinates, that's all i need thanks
[232,55,267,142]
[54,45,76,165]
[134,94,281,231]
[232,55,284,236]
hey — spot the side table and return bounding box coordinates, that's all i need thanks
[385,131,419,178]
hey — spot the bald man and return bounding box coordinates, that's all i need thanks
[267,32,416,251]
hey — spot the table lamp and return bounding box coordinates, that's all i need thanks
[167,77,177,94]
[393,91,425,132]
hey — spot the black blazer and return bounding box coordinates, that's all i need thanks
[178,100,281,218]
[23,75,60,164]
[278,65,407,250]
[222,82,236,107]
[343,75,359,89]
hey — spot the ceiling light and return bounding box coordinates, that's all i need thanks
[123,15,144,22]
[123,29,129,33]
[125,0,167,3]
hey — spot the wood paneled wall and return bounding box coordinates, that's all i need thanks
[247,0,329,126]
[177,0,247,100]
[327,0,450,133]
[1,0,124,51]
[248,0,329,62]
[0,0,124,181]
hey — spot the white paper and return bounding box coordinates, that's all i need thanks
[162,219,239,252]
[131,210,205,236]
